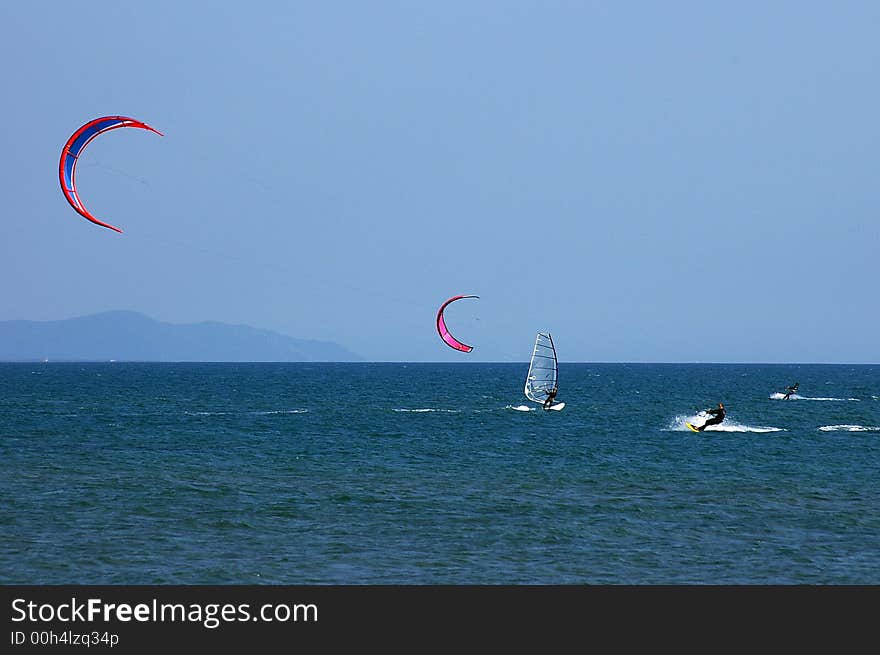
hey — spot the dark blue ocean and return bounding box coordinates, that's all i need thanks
[1,362,878,584]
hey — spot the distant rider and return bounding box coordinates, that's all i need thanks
[696,403,725,431]
[782,382,799,400]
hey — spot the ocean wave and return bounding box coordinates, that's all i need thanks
[185,409,308,416]
[818,425,880,432]
[251,409,308,415]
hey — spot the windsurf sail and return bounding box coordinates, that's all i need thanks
[524,332,558,404]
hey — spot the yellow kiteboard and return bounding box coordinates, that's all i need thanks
[685,422,701,433]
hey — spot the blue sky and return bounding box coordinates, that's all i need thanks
[2,1,877,362]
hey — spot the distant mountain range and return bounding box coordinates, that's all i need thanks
[0,311,362,362]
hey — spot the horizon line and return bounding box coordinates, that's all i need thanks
[1,360,876,366]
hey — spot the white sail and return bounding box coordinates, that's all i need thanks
[524,332,558,405]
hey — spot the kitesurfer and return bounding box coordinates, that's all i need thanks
[695,402,725,431]
[543,386,558,410]
[782,382,799,400]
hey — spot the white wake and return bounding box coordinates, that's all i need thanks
[769,393,859,401]
[670,413,782,433]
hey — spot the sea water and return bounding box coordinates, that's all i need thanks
[1,362,877,584]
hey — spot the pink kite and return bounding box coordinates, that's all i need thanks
[436,295,479,353]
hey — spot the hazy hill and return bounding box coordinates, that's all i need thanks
[0,311,362,362]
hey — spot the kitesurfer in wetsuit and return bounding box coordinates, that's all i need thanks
[543,386,558,410]
[782,382,799,400]
[696,403,725,431]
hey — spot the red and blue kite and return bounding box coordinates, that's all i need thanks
[59,116,163,233]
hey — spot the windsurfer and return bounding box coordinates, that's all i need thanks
[543,386,558,410]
